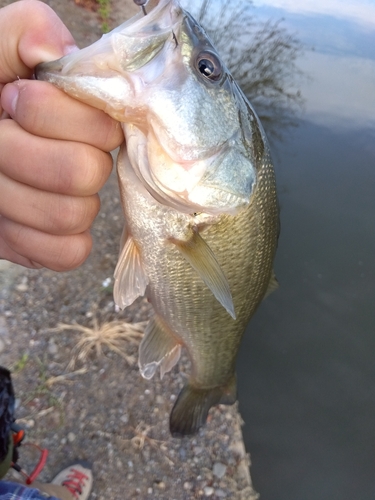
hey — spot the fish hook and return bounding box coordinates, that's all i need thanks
[133,0,148,15]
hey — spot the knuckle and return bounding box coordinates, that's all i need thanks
[53,233,92,271]
[32,142,112,197]
[74,147,112,195]
[101,117,124,152]
[46,195,100,235]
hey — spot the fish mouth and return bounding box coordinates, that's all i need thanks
[35,0,182,120]
[35,38,136,121]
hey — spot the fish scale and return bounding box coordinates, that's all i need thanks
[119,144,277,388]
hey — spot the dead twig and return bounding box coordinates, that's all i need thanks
[45,368,88,388]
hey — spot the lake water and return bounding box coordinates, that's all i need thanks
[232,1,375,499]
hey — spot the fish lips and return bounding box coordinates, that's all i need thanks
[35,54,134,121]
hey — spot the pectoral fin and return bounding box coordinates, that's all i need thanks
[139,315,181,380]
[113,236,149,309]
[172,230,236,319]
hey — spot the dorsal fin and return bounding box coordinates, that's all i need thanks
[113,235,149,309]
[171,230,236,319]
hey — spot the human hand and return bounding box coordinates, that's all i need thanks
[0,0,124,271]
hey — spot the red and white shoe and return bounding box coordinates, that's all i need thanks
[51,463,93,500]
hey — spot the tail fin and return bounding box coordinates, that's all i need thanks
[170,376,237,437]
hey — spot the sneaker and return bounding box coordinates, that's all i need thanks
[51,462,93,500]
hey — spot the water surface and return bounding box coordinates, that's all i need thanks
[234,1,375,499]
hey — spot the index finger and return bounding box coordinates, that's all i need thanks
[1,80,124,152]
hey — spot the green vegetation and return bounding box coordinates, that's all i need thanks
[97,0,111,33]
[12,353,29,373]
[23,356,62,415]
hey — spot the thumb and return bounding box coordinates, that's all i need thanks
[0,0,77,84]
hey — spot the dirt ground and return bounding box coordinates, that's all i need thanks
[0,1,258,498]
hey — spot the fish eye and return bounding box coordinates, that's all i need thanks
[196,51,222,81]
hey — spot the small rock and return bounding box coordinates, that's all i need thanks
[101,277,111,288]
[120,413,129,424]
[15,277,28,292]
[147,488,153,494]
[213,462,227,479]
[229,440,246,457]
[67,432,76,443]
[215,489,227,498]
[183,482,192,490]
[204,486,214,497]
[48,341,58,355]
[156,482,165,490]
[16,283,28,292]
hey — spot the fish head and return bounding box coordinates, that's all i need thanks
[36,0,266,215]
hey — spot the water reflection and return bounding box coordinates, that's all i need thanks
[252,0,375,30]
[252,0,375,130]
[296,51,375,129]
[181,0,304,144]
[214,1,375,499]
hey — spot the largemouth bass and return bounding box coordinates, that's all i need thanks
[36,0,279,436]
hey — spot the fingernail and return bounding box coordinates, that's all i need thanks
[1,83,19,117]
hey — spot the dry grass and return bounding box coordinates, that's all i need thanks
[46,367,88,387]
[52,319,146,369]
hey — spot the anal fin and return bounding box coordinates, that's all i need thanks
[171,230,236,319]
[113,235,149,310]
[138,315,181,380]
